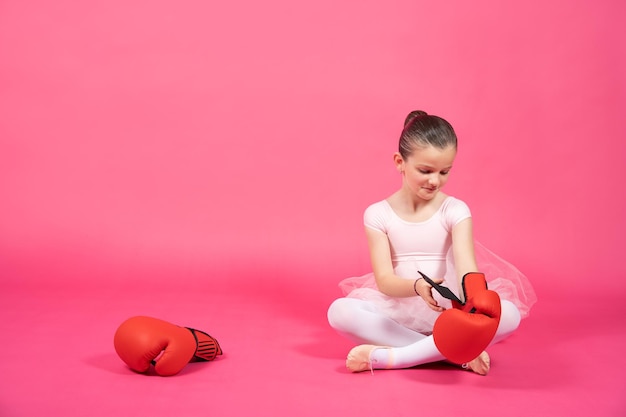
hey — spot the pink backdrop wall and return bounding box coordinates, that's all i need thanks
[1,0,625,297]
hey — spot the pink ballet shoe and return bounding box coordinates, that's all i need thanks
[346,344,389,373]
[462,351,490,375]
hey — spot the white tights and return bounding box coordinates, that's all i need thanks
[327,297,521,369]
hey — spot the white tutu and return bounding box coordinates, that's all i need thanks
[338,242,537,334]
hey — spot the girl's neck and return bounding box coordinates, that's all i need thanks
[387,188,447,221]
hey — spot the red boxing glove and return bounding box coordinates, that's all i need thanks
[113,316,222,376]
[419,272,501,364]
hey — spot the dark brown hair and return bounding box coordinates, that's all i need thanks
[399,110,457,159]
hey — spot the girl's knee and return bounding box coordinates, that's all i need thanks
[495,300,521,342]
[501,300,521,331]
[327,298,349,329]
[327,298,364,331]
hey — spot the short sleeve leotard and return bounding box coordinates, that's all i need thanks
[338,196,537,334]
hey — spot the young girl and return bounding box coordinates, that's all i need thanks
[327,110,537,375]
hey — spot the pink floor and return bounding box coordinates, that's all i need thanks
[1,264,625,417]
[2,0,626,416]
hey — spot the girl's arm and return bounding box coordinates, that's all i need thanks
[451,217,479,301]
[366,227,444,312]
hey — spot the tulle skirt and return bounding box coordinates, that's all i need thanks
[338,242,537,334]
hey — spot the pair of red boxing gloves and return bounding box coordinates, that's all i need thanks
[114,316,222,376]
[420,271,502,364]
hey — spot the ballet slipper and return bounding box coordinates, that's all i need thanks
[461,351,490,375]
[346,345,390,373]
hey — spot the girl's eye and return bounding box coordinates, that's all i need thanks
[419,169,450,175]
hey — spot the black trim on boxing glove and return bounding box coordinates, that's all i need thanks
[185,327,223,362]
[417,271,478,312]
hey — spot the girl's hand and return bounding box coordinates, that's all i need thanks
[415,277,445,312]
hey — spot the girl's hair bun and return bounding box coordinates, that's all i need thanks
[404,110,428,127]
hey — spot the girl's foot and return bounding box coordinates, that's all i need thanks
[346,345,388,373]
[462,351,490,375]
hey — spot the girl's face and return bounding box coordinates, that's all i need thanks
[395,145,457,201]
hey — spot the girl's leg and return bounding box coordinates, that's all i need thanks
[349,300,522,373]
[491,299,522,344]
[327,297,427,347]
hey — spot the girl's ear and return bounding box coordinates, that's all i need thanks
[393,152,405,172]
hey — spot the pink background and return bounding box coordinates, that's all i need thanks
[1,1,625,416]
